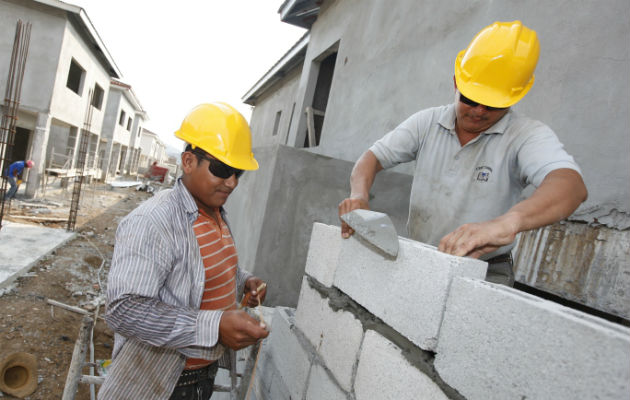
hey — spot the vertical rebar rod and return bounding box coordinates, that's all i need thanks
[67,89,94,231]
[0,20,31,230]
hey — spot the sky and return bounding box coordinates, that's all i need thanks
[66,0,306,151]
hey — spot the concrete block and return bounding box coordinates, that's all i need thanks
[435,278,630,400]
[306,364,348,400]
[354,330,449,400]
[305,222,342,286]
[295,278,364,391]
[295,277,329,348]
[268,307,312,400]
[334,235,486,350]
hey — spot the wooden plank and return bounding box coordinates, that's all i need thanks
[62,316,94,400]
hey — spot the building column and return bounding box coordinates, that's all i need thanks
[25,112,51,198]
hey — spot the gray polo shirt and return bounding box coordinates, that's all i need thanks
[370,103,581,259]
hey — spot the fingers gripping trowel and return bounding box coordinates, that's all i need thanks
[341,209,399,257]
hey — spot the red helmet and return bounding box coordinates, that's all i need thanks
[25,160,34,168]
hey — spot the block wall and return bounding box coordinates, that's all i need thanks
[251,223,630,400]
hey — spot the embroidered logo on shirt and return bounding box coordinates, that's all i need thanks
[474,166,492,182]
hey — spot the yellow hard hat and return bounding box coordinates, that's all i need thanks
[175,102,258,170]
[454,21,540,108]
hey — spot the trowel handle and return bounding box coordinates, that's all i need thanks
[239,282,267,308]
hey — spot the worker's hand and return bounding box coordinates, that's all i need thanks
[243,277,267,307]
[438,216,519,259]
[338,197,370,238]
[16,180,22,185]
[219,309,269,350]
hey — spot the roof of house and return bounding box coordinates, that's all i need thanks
[110,78,147,118]
[242,32,309,105]
[278,0,321,29]
[31,0,122,78]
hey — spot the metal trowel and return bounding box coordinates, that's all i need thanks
[340,209,399,257]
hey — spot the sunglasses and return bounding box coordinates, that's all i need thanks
[193,152,244,179]
[459,93,507,111]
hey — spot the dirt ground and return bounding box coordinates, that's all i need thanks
[0,182,154,399]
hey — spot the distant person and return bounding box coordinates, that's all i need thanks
[100,102,269,400]
[338,21,587,285]
[3,160,34,200]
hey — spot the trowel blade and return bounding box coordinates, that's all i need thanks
[341,209,399,257]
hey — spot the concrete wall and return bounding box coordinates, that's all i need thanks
[0,0,64,113]
[244,0,630,319]
[225,145,412,307]
[250,223,630,400]
[278,0,630,229]
[49,15,110,133]
[249,67,302,148]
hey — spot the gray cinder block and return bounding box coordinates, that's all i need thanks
[268,307,312,400]
[334,235,486,350]
[295,278,364,391]
[306,364,348,400]
[305,223,342,286]
[435,277,630,400]
[354,330,449,400]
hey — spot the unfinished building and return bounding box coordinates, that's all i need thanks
[0,0,149,199]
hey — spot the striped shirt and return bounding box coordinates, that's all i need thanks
[185,209,237,370]
[100,179,251,399]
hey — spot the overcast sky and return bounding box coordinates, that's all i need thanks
[67,0,306,150]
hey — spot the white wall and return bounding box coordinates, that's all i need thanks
[49,18,110,133]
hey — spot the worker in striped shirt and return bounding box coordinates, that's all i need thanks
[101,103,269,400]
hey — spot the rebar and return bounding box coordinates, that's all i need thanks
[0,20,31,230]
[67,89,94,231]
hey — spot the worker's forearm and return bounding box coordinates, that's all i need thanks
[349,150,383,201]
[502,168,587,233]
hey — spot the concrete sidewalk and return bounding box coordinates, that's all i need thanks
[0,221,75,288]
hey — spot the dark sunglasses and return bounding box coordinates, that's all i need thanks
[459,93,507,111]
[193,152,244,179]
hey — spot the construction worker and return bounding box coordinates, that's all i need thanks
[338,21,587,285]
[101,102,269,400]
[3,159,33,200]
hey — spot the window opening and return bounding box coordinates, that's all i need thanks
[92,83,104,109]
[304,51,337,147]
[66,59,85,94]
[119,110,126,126]
[272,111,282,136]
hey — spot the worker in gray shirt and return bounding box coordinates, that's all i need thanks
[338,21,587,285]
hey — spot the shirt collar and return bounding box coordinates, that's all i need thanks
[175,177,226,222]
[438,103,513,135]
